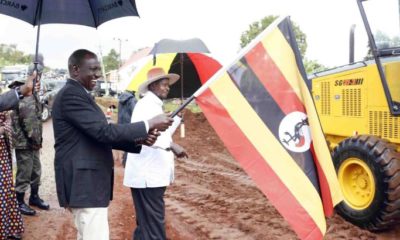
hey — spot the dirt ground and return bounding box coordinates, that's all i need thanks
[22,112,400,239]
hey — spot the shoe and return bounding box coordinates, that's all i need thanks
[29,196,50,210]
[29,185,50,210]
[16,192,36,216]
[7,234,22,239]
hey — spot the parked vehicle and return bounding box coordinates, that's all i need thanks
[310,0,400,231]
[93,79,117,97]
[40,78,66,121]
[0,65,28,87]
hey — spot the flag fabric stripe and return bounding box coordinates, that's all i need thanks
[205,72,327,234]
[261,28,305,94]
[277,20,311,89]
[310,145,334,216]
[301,73,343,211]
[194,16,343,239]
[196,86,324,240]
[263,23,343,210]
[244,43,305,114]
[228,59,320,191]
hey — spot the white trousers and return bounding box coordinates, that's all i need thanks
[71,207,109,240]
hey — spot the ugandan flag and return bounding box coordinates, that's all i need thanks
[191,17,343,240]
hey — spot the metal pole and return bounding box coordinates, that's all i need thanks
[357,0,398,113]
[33,0,43,95]
[98,45,109,96]
[113,38,128,92]
[349,24,356,64]
[180,53,184,102]
[179,53,185,137]
[119,39,122,69]
[171,95,194,118]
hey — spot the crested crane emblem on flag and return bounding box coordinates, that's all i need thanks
[191,16,343,240]
[279,111,311,152]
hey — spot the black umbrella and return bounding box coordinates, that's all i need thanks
[150,38,210,55]
[0,0,139,89]
[149,38,217,138]
[150,38,210,101]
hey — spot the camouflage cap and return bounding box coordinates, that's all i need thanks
[8,79,25,89]
[8,61,45,89]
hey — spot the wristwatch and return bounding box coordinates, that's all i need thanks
[15,87,24,99]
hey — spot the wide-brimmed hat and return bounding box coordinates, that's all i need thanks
[138,67,179,96]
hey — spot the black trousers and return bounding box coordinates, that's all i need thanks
[131,187,167,240]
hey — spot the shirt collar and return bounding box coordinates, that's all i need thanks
[70,78,89,93]
[144,91,163,106]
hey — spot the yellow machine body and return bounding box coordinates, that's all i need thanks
[312,57,400,149]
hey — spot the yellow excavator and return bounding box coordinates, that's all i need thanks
[310,0,400,231]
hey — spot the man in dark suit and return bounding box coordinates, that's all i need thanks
[52,49,173,240]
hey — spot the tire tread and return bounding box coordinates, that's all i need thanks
[333,135,400,231]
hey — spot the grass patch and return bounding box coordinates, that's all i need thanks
[164,99,202,114]
[96,96,202,119]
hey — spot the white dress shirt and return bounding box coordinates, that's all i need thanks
[123,91,181,188]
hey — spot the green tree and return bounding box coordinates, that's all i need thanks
[102,49,120,73]
[303,58,326,73]
[240,15,307,57]
[0,44,31,68]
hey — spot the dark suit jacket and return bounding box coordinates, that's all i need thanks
[52,79,147,208]
[0,90,18,112]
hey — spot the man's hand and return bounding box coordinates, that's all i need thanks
[148,113,173,132]
[20,71,40,96]
[170,142,188,158]
[142,129,160,146]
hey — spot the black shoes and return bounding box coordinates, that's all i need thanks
[16,186,50,216]
[7,235,22,239]
[16,192,36,216]
[20,202,36,216]
[29,195,50,210]
[29,185,50,210]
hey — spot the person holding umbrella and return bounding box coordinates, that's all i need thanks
[0,72,40,112]
[10,56,49,217]
[124,67,188,240]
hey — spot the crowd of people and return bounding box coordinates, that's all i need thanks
[0,49,188,240]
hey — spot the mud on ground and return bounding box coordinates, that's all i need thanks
[24,112,400,239]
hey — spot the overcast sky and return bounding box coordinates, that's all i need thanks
[0,0,398,69]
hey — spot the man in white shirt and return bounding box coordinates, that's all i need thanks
[124,67,188,240]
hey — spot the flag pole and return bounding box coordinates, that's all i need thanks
[170,67,223,117]
[171,96,194,117]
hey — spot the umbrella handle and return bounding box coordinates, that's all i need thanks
[33,0,43,95]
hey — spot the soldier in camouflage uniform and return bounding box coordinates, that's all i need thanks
[9,74,50,216]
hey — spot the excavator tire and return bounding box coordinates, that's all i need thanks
[333,135,400,231]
